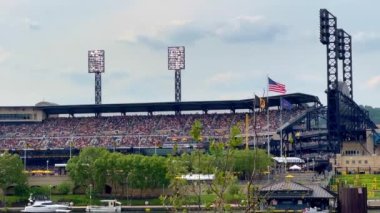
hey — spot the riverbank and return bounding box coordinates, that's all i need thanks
[1,205,242,212]
[368,200,380,209]
[0,205,311,213]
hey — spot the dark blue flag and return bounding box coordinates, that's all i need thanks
[280,97,292,110]
[374,133,380,145]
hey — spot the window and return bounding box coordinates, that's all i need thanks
[0,114,31,120]
[365,160,368,164]
[346,160,349,164]
[352,160,355,164]
[358,160,361,164]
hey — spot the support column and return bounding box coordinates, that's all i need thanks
[95,73,102,104]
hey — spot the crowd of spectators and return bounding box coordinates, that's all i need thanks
[0,107,307,150]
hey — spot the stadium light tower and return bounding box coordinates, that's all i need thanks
[168,46,185,103]
[320,9,341,153]
[337,29,353,99]
[88,50,105,105]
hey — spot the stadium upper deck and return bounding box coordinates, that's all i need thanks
[0,93,320,151]
[0,93,319,123]
[37,93,319,115]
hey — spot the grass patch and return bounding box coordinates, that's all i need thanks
[331,174,380,198]
[0,195,28,207]
[331,174,380,187]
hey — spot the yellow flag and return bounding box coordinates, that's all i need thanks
[259,97,266,109]
[289,134,294,144]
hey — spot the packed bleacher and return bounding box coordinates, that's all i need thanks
[0,107,307,150]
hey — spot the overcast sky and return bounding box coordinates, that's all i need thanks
[0,0,379,107]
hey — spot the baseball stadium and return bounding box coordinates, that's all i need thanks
[0,6,380,212]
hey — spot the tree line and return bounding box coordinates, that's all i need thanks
[0,121,273,211]
[67,121,273,211]
[363,105,380,124]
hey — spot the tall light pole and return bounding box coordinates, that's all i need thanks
[88,50,105,107]
[23,141,26,171]
[69,137,73,159]
[168,46,185,115]
[49,185,52,200]
[320,9,341,153]
[89,184,93,206]
[46,160,49,171]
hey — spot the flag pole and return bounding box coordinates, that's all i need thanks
[280,98,283,158]
[245,113,249,150]
[253,93,256,150]
[266,76,270,156]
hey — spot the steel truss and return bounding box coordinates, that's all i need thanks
[338,29,353,99]
[95,73,102,105]
[175,70,181,102]
[320,9,341,153]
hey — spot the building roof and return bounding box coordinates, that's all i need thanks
[35,93,320,115]
[307,185,335,199]
[260,181,335,199]
[272,157,305,164]
[261,181,311,192]
[180,174,215,181]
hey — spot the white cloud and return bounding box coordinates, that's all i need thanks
[168,19,192,27]
[116,15,285,48]
[116,19,206,48]
[352,31,380,52]
[217,91,253,100]
[117,30,139,43]
[353,32,380,43]
[294,73,324,82]
[24,18,40,30]
[209,72,235,84]
[367,75,380,88]
[214,15,286,43]
[0,48,10,64]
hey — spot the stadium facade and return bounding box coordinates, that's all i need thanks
[0,93,321,168]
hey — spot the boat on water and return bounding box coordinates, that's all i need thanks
[85,199,122,212]
[21,194,71,213]
[303,207,329,213]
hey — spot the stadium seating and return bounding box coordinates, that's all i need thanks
[0,107,306,150]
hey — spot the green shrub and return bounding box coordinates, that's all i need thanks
[14,184,29,196]
[29,186,50,197]
[56,182,73,195]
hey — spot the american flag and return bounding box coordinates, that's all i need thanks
[268,77,286,94]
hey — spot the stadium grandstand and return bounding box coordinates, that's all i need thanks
[0,93,320,167]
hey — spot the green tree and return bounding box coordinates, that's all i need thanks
[56,182,73,195]
[0,152,27,206]
[161,155,188,212]
[363,105,380,124]
[126,154,169,198]
[115,154,134,197]
[101,152,125,196]
[68,148,169,198]
[189,119,203,211]
[67,147,108,194]
[244,149,273,212]
[233,149,272,180]
[206,124,242,211]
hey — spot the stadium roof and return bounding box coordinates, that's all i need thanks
[36,93,321,115]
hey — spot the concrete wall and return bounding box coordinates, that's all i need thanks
[331,131,380,174]
[28,175,71,187]
[0,107,45,122]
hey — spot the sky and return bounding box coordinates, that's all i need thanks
[0,0,379,107]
